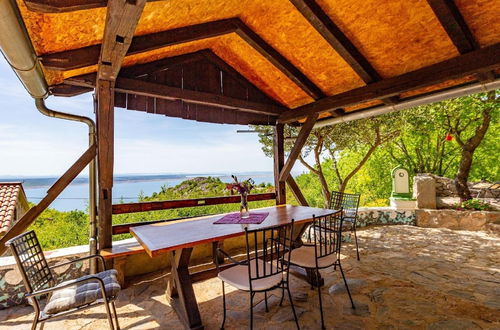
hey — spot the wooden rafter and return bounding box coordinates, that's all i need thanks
[426,0,478,54]
[290,0,397,105]
[66,73,285,116]
[42,18,322,100]
[278,43,500,124]
[24,0,109,13]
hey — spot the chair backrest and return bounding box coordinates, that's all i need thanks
[306,212,343,261]
[244,221,294,285]
[6,230,54,293]
[330,191,360,219]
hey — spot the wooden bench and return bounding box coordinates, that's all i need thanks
[100,237,224,286]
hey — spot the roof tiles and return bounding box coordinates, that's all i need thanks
[0,183,24,235]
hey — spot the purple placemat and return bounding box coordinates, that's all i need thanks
[214,212,269,224]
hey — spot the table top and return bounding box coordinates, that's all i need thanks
[131,204,338,257]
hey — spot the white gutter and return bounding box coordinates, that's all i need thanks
[314,79,500,128]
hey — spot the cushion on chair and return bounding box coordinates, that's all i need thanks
[43,269,121,315]
[287,245,337,269]
[218,259,283,291]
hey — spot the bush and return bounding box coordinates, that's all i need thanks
[452,199,492,211]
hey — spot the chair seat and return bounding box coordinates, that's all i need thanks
[218,259,283,291]
[44,269,121,315]
[287,245,337,269]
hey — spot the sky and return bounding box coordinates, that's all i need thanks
[0,56,306,177]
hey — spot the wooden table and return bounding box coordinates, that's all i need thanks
[131,204,337,329]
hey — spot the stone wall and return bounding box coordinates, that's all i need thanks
[416,209,500,231]
[415,174,500,198]
[0,245,90,310]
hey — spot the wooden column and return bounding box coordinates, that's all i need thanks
[97,80,115,249]
[273,123,286,205]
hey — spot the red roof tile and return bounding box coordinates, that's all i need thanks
[0,183,25,235]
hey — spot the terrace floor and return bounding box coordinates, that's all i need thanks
[1,225,499,329]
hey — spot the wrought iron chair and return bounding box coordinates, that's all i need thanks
[288,212,355,329]
[330,191,361,260]
[6,230,121,330]
[216,221,300,330]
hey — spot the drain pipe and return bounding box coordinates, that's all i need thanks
[0,0,99,272]
[35,99,99,273]
[314,79,500,128]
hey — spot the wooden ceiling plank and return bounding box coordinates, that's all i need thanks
[65,74,285,116]
[49,84,93,96]
[278,43,500,123]
[98,0,147,81]
[426,0,479,54]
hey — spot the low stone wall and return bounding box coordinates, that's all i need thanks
[415,173,500,199]
[0,245,90,310]
[416,209,500,231]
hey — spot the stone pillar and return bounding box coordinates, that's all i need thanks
[413,175,437,209]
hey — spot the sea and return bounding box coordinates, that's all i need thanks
[1,172,292,212]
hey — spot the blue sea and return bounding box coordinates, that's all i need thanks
[1,172,291,211]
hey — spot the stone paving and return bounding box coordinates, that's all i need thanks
[1,225,499,329]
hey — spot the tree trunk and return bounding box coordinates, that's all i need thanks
[453,95,494,201]
[455,148,474,200]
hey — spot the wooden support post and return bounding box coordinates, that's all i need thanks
[279,114,318,182]
[274,124,286,205]
[97,80,115,250]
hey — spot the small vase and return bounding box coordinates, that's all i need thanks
[240,193,250,218]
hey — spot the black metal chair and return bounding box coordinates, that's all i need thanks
[330,191,361,260]
[6,230,121,330]
[216,221,300,330]
[288,212,354,329]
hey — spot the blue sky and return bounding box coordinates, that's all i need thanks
[0,56,305,177]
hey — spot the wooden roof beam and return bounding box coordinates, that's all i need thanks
[289,0,396,104]
[278,43,500,124]
[23,0,162,13]
[426,0,478,54]
[65,73,285,116]
[41,18,323,100]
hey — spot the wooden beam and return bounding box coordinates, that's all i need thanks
[98,0,147,81]
[289,0,380,83]
[426,0,478,54]
[49,84,93,97]
[278,43,500,123]
[233,20,325,99]
[286,176,308,206]
[66,74,285,116]
[111,193,277,214]
[24,0,107,12]
[42,18,322,99]
[279,114,318,181]
[274,124,286,205]
[0,145,96,255]
[289,0,398,105]
[41,19,238,71]
[96,80,115,250]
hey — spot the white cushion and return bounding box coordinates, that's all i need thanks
[287,245,337,269]
[218,259,283,291]
[44,269,120,315]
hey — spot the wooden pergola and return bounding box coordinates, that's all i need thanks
[0,0,499,254]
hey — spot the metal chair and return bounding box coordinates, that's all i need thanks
[330,191,361,260]
[6,230,121,330]
[288,212,355,329]
[216,221,300,330]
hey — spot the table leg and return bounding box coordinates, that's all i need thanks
[167,248,203,330]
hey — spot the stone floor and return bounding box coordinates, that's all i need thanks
[1,225,499,329]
